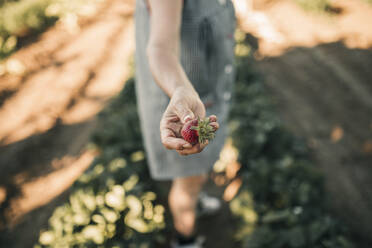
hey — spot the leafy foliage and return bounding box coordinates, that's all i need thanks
[228,32,356,248]
[0,0,99,60]
[91,78,145,159]
[293,0,332,13]
[35,80,167,248]
[35,29,358,247]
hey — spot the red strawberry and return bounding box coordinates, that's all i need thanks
[181,119,199,145]
[181,117,216,145]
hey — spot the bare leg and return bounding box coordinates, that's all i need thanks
[168,174,207,236]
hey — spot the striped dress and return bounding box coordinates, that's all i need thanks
[135,0,236,180]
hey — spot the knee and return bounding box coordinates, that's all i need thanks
[172,174,207,196]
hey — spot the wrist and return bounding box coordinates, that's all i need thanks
[173,85,199,99]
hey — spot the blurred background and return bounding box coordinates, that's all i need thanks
[0,0,371,247]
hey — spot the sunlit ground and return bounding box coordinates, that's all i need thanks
[234,0,372,56]
[0,0,135,233]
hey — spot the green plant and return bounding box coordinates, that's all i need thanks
[36,160,165,248]
[36,30,359,248]
[293,0,332,13]
[228,32,356,248]
[0,0,20,7]
[0,0,100,60]
[35,80,167,248]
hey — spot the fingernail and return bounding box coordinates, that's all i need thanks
[183,115,192,123]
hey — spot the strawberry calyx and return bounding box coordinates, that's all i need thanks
[190,117,215,144]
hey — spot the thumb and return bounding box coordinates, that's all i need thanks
[175,106,195,124]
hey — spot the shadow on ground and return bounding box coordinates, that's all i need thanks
[0,119,97,247]
[249,37,372,244]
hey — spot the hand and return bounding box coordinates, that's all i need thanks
[160,87,219,156]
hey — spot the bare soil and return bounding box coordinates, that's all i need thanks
[0,0,135,246]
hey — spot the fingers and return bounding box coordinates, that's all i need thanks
[174,114,218,156]
[160,125,192,150]
[183,114,194,123]
[209,115,217,122]
[208,115,219,132]
[162,136,192,150]
[174,104,195,124]
[160,110,218,155]
[177,140,209,156]
[160,115,191,150]
[198,140,209,152]
[209,122,219,131]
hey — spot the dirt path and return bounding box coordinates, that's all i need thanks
[237,0,372,243]
[0,1,237,247]
[0,0,135,246]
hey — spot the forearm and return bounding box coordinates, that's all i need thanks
[147,45,197,98]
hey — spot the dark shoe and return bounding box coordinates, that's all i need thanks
[170,236,205,248]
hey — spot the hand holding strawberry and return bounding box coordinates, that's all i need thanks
[160,86,219,156]
[181,117,216,145]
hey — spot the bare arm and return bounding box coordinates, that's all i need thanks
[146,0,219,155]
[146,0,195,97]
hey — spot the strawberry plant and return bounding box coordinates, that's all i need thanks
[35,79,168,248]
[0,0,101,60]
[227,31,356,248]
[35,30,360,248]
